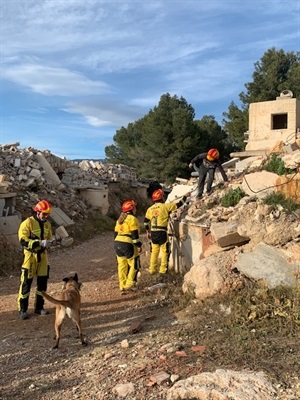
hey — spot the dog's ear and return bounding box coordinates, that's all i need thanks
[63,277,70,283]
[74,273,78,282]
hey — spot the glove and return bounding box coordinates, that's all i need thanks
[189,163,193,169]
[39,239,52,248]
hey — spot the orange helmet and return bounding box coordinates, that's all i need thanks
[122,200,137,213]
[34,200,52,214]
[152,189,164,201]
[207,148,219,161]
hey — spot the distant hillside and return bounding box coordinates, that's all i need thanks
[71,158,107,163]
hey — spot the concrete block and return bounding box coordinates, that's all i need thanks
[28,159,40,169]
[55,225,69,239]
[0,214,21,235]
[29,168,42,178]
[49,207,74,226]
[24,178,36,187]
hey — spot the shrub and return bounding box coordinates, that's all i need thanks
[264,154,295,175]
[263,192,300,213]
[220,187,245,207]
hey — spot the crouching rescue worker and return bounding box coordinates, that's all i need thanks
[144,189,190,280]
[114,200,142,294]
[17,200,53,320]
[188,148,228,199]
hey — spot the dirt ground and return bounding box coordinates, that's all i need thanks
[1,233,300,400]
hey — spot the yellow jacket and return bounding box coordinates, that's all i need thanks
[144,202,177,232]
[114,214,141,247]
[18,216,52,253]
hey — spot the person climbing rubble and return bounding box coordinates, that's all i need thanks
[17,200,54,320]
[188,148,228,199]
[144,188,190,280]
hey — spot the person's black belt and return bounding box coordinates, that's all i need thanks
[151,226,167,231]
[118,234,132,238]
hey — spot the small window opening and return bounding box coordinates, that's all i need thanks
[272,113,288,129]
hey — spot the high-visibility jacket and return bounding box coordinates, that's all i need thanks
[18,216,52,252]
[144,202,177,232]
[18,216,53,277]
[114,214,142,248]
[144,197,187,233]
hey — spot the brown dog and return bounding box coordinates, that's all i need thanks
[42,273,87,349]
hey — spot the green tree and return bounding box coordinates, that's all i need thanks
[106,95,238,182]
[194,115,237,161]
[223,48,300,150]
[106,93,206,182]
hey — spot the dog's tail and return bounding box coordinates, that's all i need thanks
[41,291,72,307]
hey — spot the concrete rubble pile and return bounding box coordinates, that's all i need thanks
[0,143,138,191]
[0,142,141,247]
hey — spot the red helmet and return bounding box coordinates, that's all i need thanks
[122,200,137,213]
[207,148,219,161]
[152,189,164,201]
[34,200,52,214]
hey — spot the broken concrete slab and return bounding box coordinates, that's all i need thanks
[235,242,299,288]
[210,221,250,248]
[49,207,74,227]
[241,171,278,197]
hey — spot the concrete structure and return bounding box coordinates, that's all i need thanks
[245,90,300,152]
[35,152,65,190]
[0,191,21,246]
[77,187,109,214]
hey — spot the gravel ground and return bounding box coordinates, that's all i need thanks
[1,232,299,400]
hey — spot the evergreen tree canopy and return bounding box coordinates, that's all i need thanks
[105,94,227,183]
[223,48,300,150]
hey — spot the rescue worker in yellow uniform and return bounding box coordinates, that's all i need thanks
[17,200,53,320]
[144,189,190,279]
[114,200,142,294]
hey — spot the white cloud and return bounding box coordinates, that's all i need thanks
[1,0,299,159]
[63,99,145,128]
[1,64,110,96]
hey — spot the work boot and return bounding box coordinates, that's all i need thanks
[35,309,49,315]
[124,286,137,292]
[20,311,29,320]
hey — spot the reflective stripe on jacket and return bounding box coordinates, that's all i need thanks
[114,214,141,247]
[144,202,177,232]
[18,216,52,252]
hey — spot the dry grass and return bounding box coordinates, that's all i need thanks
[164,278,300,383]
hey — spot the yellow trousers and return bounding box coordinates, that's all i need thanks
[117,255,138,290]
[149,242,169,274]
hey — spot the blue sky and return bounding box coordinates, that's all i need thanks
[1,0,299,160]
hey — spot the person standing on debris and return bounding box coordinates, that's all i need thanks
[114,200,142,294]
[17,200,54,320]
[144,189,190,280]
[188,148,228,199]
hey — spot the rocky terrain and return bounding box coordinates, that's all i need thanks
[1,144,300,399]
